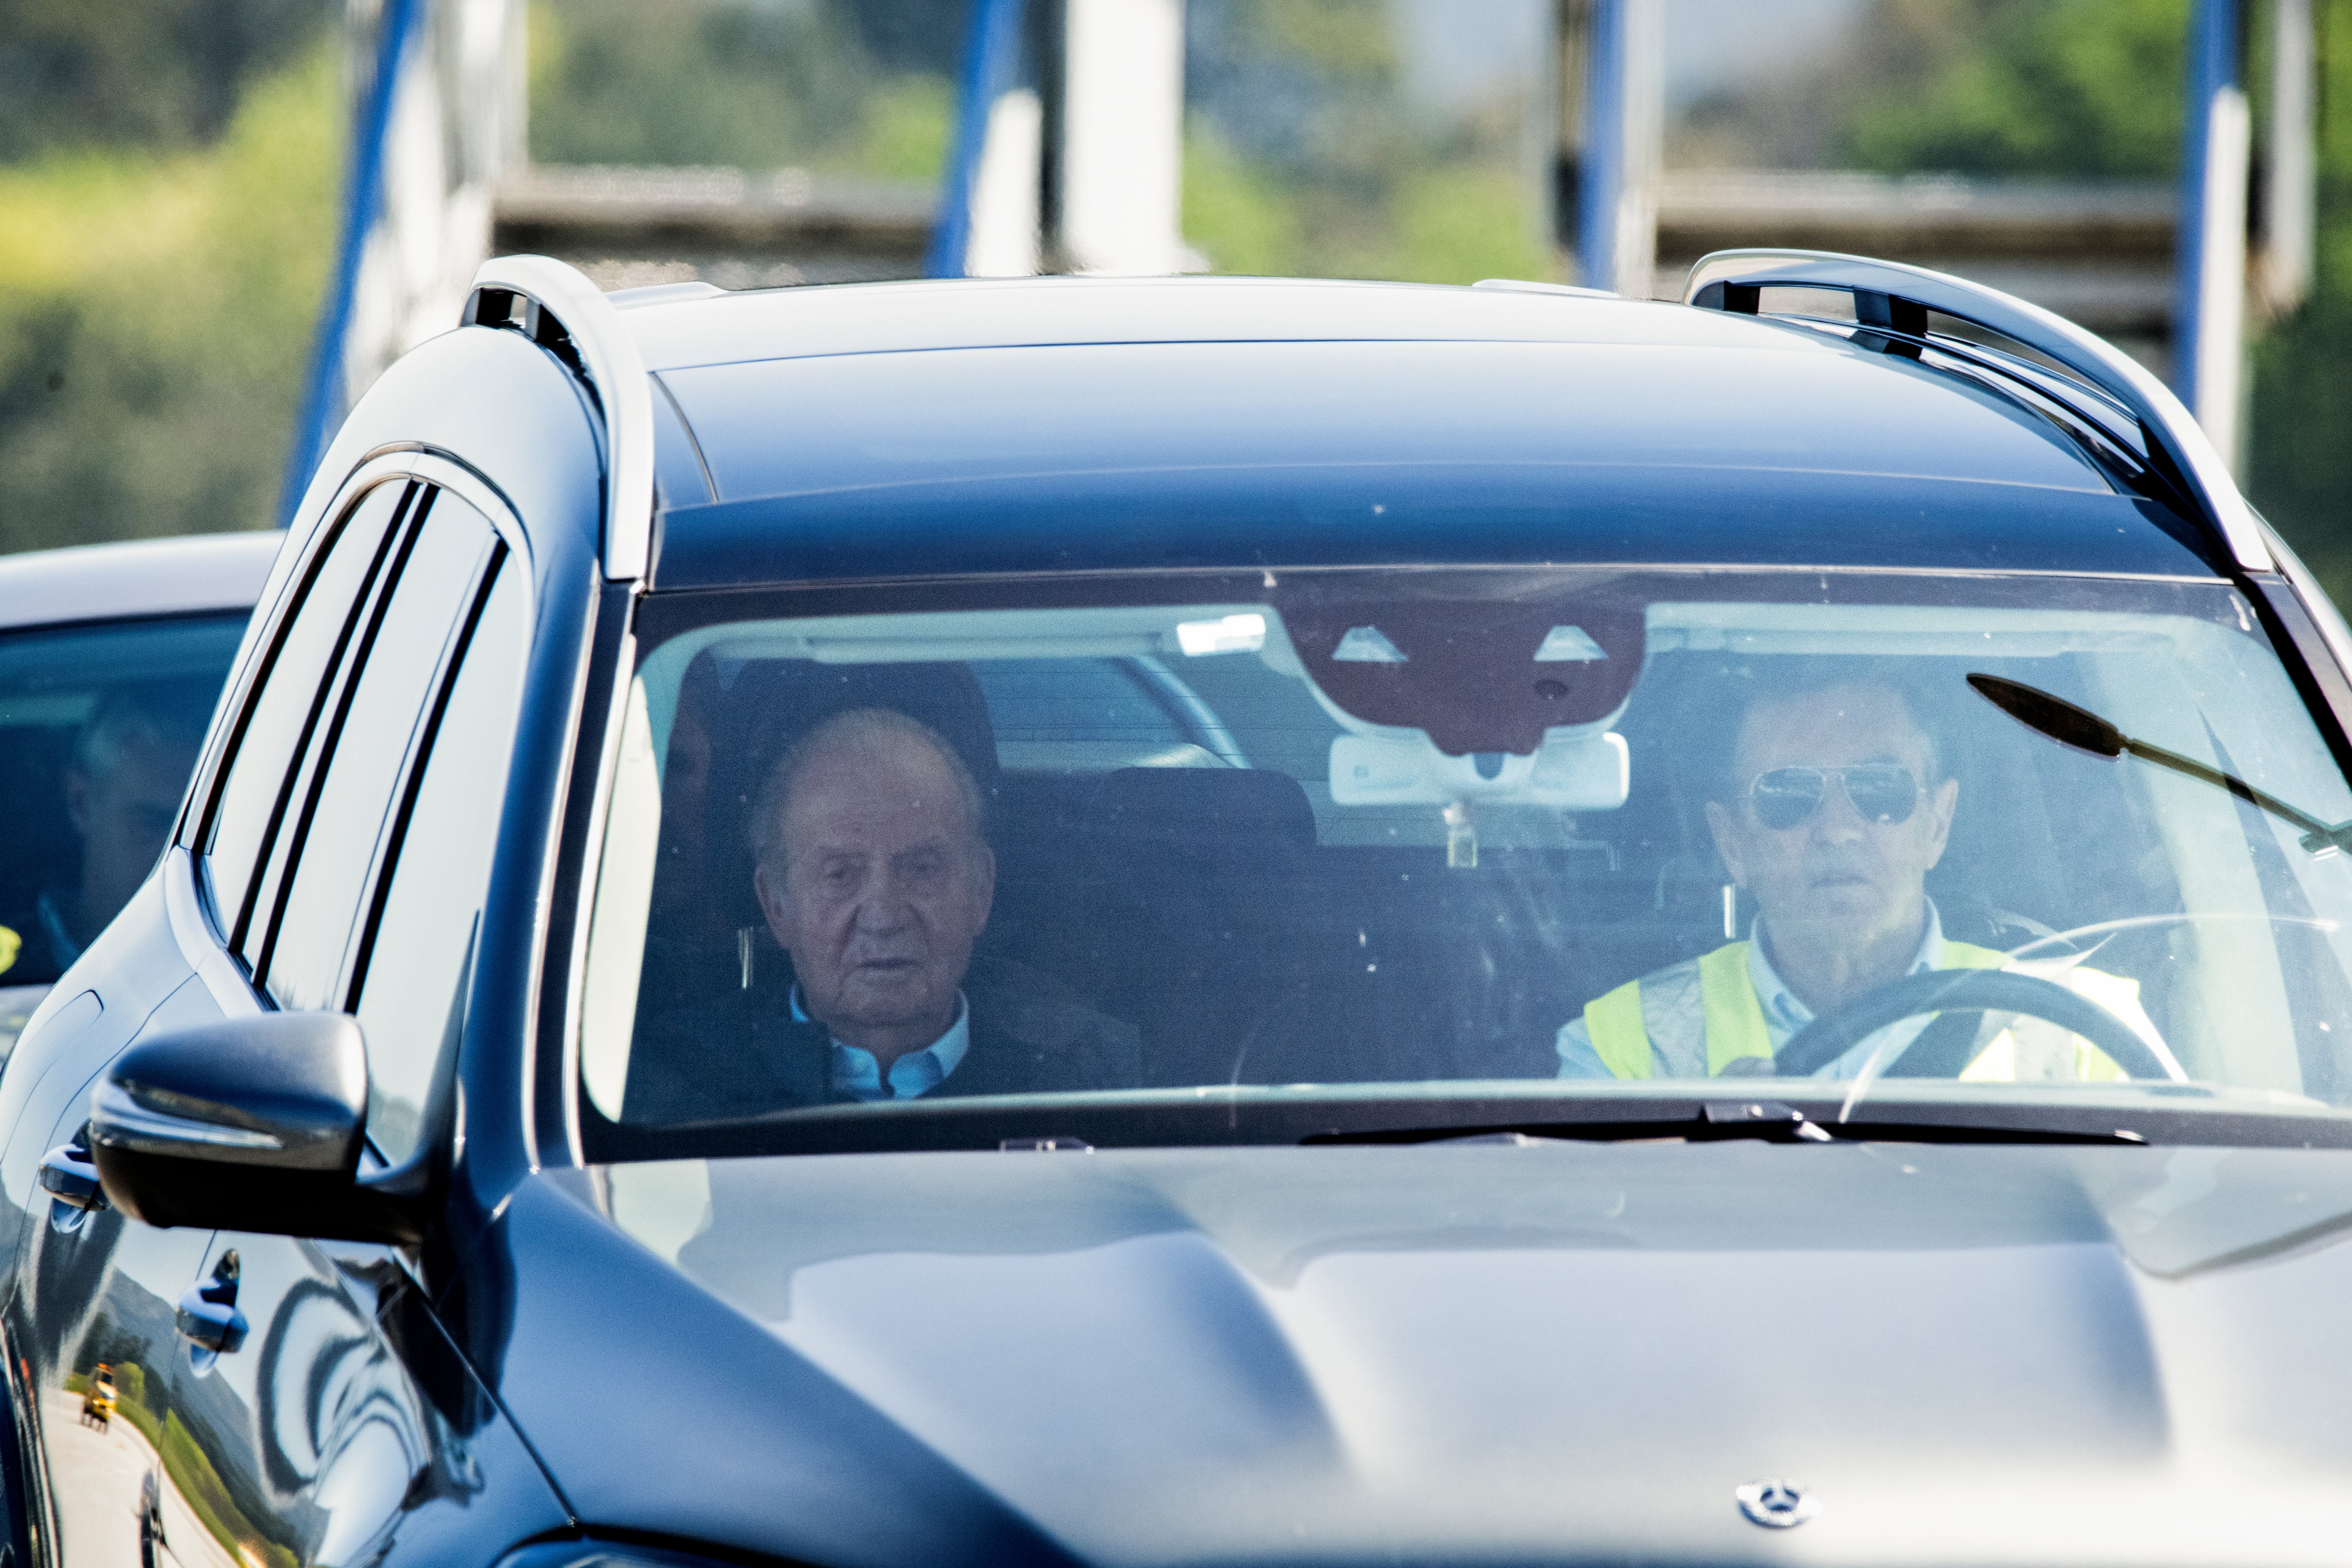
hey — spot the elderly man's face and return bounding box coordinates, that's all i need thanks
[1705,683,1957,958]
[755,733,993,1050]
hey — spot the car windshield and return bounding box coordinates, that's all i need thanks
[581,566,2352,1153]
[0,613,247,1002]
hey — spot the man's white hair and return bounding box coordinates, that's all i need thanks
[751,706,985,874]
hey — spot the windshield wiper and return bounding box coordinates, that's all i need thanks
[1306,1100,2149,1147]
[1970,674,2352,856]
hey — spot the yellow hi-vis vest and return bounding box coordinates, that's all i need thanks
[1581,939,2137,1082]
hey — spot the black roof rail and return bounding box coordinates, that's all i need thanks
[1684,248,2268,573]
[462,255,656,581]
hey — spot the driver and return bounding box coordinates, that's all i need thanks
[1556,670,2158,1081]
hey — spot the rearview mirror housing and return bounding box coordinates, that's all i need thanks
[1329,730,1629,810]
[89,1013,423,1244]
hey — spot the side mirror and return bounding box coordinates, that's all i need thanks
[89,1013,423,1244]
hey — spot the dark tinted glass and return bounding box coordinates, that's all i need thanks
[585,567,2352,1152]
[203,482,412,943]
[258,494,495,1011]
[352,542,527,1163]
[0,613,247,987]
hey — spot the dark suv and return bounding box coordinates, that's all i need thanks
[11,252,2352,1568]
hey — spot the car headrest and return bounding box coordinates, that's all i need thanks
[1087,767,1315,867]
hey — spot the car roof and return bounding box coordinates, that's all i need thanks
[619,274,1773,373]
[0,531,282,634]
[618,276,2221,589]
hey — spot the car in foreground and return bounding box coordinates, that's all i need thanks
[9,252,2352,1568]
[0,532,276,1061]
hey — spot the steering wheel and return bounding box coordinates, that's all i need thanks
[1773,968,2172,1081]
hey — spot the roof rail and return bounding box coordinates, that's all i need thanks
[463,255,656,581]
[1683,248,2268,573]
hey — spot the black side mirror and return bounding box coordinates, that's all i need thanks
[89,1013,423,1244]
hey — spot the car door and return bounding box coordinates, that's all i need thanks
[5,473,530,1568]
[1,476,418,1568]
[170,479,531,1568]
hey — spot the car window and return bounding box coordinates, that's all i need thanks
[350,541,527,1164]
[253,491,497,1010]
[201,481,414,947]
[0,613,247,987]
[583,569,2352,1149]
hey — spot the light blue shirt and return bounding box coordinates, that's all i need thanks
[791,988,970,1102]
[1747,900,1949,1078]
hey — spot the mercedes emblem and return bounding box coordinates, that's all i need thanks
[1735,1479,1817,1528]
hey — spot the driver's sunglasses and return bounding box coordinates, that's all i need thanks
[1747,765,1920,831]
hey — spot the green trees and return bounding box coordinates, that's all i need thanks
[1180,0,1550,283]
[526,0,952,179]
[1839,0,2191,177]
[0,8,334,552]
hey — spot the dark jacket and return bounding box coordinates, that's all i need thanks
[623,955,1142,1124]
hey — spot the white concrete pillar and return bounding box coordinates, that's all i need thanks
[1060,0,1186,275]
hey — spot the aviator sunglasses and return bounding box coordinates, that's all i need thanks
[1746,764,1920,830]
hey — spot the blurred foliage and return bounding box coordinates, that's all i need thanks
[1676,0,2190,172]
[0,0,329,159]
[1181,0,1551,283]
[527,0,955,179]
[525,0,1555,283]
[1839,0,2190,176]
[0,42,335,553]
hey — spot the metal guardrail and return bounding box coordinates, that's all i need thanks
[1682,248,2268,573]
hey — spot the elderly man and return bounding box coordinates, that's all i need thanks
[627,706,1139,1121]
[1557,671,2154,1082]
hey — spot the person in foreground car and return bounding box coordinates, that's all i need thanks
[1557,668,2151,1081]
[21,685,211,974]
[0,530,270,1053]
[627,706,1140,1117]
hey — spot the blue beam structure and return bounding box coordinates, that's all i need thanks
[927,0,1030,279]
[279,0,425,525]
[1574,0,1628,292]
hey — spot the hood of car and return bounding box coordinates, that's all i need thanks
[511,1141,2352,1568]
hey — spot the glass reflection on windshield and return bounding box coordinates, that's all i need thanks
[583,570,2352,1142]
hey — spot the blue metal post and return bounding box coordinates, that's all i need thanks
[926,0,1029,279]
[2173,0,2241,409]
[1575,0,1628,292]
[278,0,424,526]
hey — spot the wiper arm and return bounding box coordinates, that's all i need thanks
[1306,1100,2149,1147]
[1970,674,2352,856]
